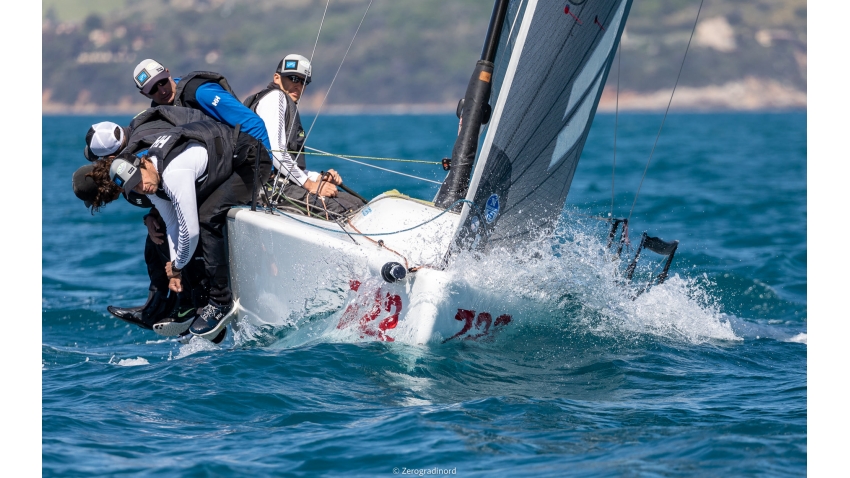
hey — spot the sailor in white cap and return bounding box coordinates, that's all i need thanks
[242,54,366,216]
[83,122,129,161]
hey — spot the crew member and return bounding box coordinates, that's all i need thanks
[243,54,365,216]
[83,122,129,162]
[85,120,272,340]
[74,106,215,333]
[132,58,272,155]
[83,106,210,162]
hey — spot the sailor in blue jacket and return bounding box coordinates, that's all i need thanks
[132,58,272,154]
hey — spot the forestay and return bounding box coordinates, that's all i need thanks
[456,0,633,249]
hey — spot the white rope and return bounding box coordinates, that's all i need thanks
[300,0,374,154]
[611,42,620,219]
[305,146,442,185]
[310,0,332,63]
[628,0,705,221]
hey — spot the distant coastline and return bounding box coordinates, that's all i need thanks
[42,77,805,116]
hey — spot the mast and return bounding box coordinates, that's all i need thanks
[433,0,511,209]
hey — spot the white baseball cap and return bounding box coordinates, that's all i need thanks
[133,59,170,93]
[84,122,125,161]
[277,54,312,84]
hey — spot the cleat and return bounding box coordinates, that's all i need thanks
[190,300,238,340]
[152,305,197,336]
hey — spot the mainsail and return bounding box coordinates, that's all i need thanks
[454,0,633,249]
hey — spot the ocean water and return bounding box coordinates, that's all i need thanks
[42,112,806,476]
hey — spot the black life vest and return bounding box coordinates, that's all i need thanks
[150,71,237,109]
[242,82,306,171]
[128,106,210,144]
[143,121,270,203]
[120,106,212,208]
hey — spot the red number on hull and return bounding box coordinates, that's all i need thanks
[337,282,402,342]
[444,309,512,342]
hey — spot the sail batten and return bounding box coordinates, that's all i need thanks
[453,0,633,251]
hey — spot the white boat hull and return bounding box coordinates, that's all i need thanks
[226,192,521,345]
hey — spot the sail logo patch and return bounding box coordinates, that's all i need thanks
[484,194,500,223]
[361,206,372,217]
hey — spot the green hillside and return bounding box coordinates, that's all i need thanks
[42,0,806,110]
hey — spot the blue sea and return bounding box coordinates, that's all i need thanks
[42,112,807,476]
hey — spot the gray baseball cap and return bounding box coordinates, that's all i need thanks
[133,59,170,94]
[109,158,142,192]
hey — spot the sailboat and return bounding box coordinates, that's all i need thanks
[225,0,677,344]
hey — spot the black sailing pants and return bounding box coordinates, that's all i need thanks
[144,213,206,300]
[198,155,272,306]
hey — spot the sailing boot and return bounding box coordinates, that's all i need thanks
[141,289,176,326]
[107,287,172,330]
[152,292,198,336]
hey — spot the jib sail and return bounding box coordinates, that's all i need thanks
[454,0,633,250]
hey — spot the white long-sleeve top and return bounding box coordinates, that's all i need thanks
[254,89,319,187]
[147,144,208,270]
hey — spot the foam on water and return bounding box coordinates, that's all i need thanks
[787,333,807,344]
[174,335,221,358]
[109,356,150,366]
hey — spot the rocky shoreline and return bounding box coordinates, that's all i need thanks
[42,77,805,116]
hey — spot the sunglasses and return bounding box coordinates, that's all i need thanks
[286,75,309,85]
[148,78,169,95]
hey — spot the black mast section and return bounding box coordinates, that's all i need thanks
[434,0,511,208]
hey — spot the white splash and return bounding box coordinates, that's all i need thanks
[447,223,740,345]
[787,333,807,344]
[110,356,150,367]
[174,335,219,358]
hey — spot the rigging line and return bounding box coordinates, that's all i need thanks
[273,0,330,193]
[270,150,441,165]
[305,146,442,184]
[300,0,374,160]
[267,198,474,236]
[627,0,705,221]
[270,0,364,198]
[611,42,621,219]
[310,0,332,63]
